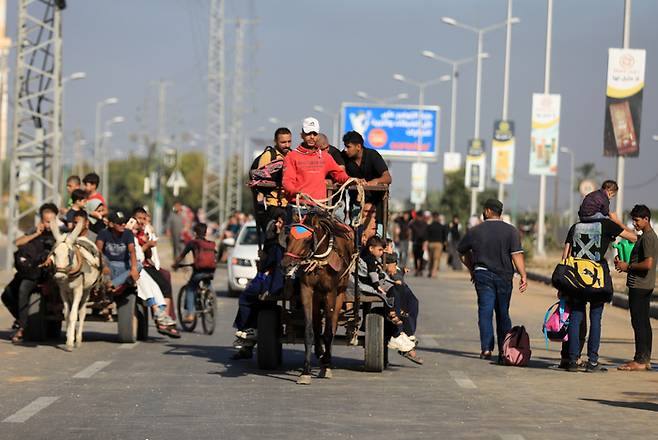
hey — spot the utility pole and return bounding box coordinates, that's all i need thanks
[225,18,256,217]
[498,0,513,203]
[202,0,227,225]
[150,80,171,235]
[616,0,632,222]
[73,128,85,177]
[537,0,554,256]
[6,0,64,269]
[0,0,11,226]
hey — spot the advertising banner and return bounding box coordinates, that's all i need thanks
[443,152,462,173]
[529,93,560,176]
[465,138,485,191]
[491,120,515,184]
[604,48,646,157]
[341,103,440,161]
[410,162,428,206]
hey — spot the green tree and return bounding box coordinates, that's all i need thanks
[575,162,603,189]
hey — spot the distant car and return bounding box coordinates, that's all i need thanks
[226,220,259,296]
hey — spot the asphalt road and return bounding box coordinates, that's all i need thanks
[1,266,657,440]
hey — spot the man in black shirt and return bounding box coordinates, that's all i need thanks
[447,215,462,270]
[342,130,391,242]
[408,211,429,276]
[2,203,60,343]
[427,213,449,278]
[458,199,527,363]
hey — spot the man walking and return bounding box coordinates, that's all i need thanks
[615,204,657,371]
[427,213,448,278]
[458,199,527,363]
[165,201,184,259]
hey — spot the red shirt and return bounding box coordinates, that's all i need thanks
[282,144,349,202]
[88,192,106,206]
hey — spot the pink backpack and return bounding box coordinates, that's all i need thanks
[502,325,531,367]
[542,299,570,348]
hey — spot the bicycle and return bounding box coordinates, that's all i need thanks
[175,264,216,334]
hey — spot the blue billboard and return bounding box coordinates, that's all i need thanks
[340,102,440,161]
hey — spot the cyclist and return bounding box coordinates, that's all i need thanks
[172,223,217,323]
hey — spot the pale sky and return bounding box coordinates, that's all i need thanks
[6,0,658,213]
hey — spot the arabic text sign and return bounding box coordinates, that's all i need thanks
[341,103,439,160]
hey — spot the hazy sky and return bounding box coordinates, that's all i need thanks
[6,0,658,212]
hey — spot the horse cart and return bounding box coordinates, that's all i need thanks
[253,182,392,375]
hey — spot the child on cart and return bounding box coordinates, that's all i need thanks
[359,236,420,363]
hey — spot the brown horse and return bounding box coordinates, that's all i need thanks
[281,211,356,385]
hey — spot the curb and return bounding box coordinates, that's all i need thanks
[527,270,658,319]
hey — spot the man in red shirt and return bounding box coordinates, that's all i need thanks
[282,117,350,204]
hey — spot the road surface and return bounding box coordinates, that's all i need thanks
[1,267,657,439]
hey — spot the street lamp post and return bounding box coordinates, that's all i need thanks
[94,97,118,172]
[394,73,451,211]
[421,51,482,154]
[442,15,520,215]
[313,105,339,146]
[355,91,409,105]
[560,146,575,225]
[101,116,125,201]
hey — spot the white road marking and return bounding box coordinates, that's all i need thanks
[449,370,477,389]
[119,342,140,350]
[499,435,525,440]
[73,361,112,379]
[3,396,59,423]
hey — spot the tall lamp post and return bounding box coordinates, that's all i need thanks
[442,15,520,215]
[421,51,482,154]
[560,146,575,226]
[101,116,125,201]
[393,73,451,211]
[313,105,339,146]
[94,97,118,172]
[355,91,408,105]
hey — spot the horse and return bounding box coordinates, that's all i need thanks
[50,219,102,351]
[281,210,356,385]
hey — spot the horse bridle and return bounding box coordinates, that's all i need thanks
[284,222,334,262]
[52,241,84,279]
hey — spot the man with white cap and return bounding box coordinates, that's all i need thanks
[282,117,350,205]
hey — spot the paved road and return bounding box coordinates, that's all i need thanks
[1,267,657,440]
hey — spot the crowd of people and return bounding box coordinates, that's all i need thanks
[1,172,219,344]
[2,116,655,376]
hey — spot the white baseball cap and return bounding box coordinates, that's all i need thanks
[302,117,320,134]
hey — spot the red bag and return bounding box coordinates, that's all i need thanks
[502,325,531,367]
[193,239,217,271]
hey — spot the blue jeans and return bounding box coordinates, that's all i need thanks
[473,270,513,353]
[107,260,142,287]
[568,301,604,363]
[185,272,213,313]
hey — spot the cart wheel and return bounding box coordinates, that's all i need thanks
[364,311,385,372]
[137,303,149,341]
[257,306,282,370]
[177,286,197,332]
[116,292,138,343]
[24,291,47,342]
[201,288,216,335]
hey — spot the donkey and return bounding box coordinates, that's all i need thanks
[281,211,356,385]
[50,219,102,351]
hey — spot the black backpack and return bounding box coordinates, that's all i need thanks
[14,238,49,281]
